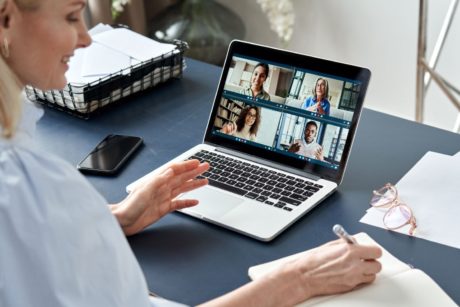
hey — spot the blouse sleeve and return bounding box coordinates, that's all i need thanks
[0,144,151,307]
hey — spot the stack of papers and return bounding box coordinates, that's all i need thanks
[66,23,177,85]
[360,151,460,249]
[27,24,184,115]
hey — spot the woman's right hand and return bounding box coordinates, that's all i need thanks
[221,122,236,135]
[274,239,382,304]
[200,237,382,307]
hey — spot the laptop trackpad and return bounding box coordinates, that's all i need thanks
[179,186,244,219]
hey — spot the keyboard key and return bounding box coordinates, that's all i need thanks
[275,182,286,189]
[255,182,265,188]
[295,183,307,189]
[279,196,302,206]
[302,191,313,197]
[208,179,246,196]
[245,192,258,199]
[306,186,319,192]
[253,188,263,194]
[290,193,308,202]
[283,207,293,212]
[272,187,282,194]
[256,196,268,202]
[227,179,237,186]
[235,182,245,188]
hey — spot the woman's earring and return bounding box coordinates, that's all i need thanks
[1,37,10,58]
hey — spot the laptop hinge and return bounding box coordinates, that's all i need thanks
[215,147,322,181]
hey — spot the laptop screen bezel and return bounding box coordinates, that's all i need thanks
[204,40,371,184]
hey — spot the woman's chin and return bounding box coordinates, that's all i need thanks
[31,79,67,91]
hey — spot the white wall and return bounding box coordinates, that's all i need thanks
[218,0,460,132]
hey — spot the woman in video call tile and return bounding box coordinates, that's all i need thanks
[288,121,324,160]
[240,62,271,101]
[301,77,330,116]
[220,106,260,141]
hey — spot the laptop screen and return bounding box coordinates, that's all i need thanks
[205,41,370,183]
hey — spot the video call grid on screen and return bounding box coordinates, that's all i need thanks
[211,53,365,171]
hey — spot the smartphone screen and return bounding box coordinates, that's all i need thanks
[77,134,143,175]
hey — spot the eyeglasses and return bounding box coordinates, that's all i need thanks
[370,183,417,235]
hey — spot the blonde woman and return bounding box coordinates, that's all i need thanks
[0,1,381,306]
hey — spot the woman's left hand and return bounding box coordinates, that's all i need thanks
[111,160,209,236]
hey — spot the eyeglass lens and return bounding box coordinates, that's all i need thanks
[370,184,413,230]
[384,205,412,229]
[370,185,395,207]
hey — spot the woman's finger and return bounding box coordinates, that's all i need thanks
[169,162,209,186]
[171,178,208,199]
[361,259,382,275]
[171,198,200,211]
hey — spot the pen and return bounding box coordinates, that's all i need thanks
[333,224,357,244]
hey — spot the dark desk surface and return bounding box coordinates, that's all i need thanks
[37,59,460,305]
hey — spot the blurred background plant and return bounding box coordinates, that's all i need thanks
[108,0,295,65]
[111,0,130,21]
[256,0,294,46]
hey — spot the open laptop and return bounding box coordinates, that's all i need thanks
[127,40,370,241]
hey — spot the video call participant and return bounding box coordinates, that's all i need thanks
[301,77,330,116]
[220,106,260,141]
[288,121,324,160]
[240,62,271,101]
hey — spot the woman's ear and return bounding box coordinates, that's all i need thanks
[0,0,20,30]
[0,0,19,44]
[0,0,13,29]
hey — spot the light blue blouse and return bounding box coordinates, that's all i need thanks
[0,99,185,307]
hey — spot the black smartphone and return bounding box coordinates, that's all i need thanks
[77,134,143,175]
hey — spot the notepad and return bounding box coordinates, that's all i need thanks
[248,233,456,306]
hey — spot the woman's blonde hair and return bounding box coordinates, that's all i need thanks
[0,0,39,138]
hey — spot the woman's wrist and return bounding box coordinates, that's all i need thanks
[264,262,313,306]
[109,203,130,232]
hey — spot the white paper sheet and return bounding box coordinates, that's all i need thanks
[92,28,176,62]
[66,24,176,84]
[360,151,460,249]
[88,23,113,36]
[81,42,131,77]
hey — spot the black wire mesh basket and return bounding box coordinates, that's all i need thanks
[25,40,188,119]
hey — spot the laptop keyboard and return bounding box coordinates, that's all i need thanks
[185,150,323,212]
